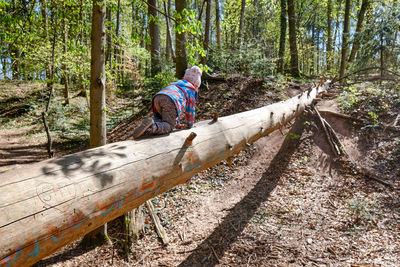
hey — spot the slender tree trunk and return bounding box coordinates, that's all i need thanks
[311,16,316,75]
[198,0,206,20]
[114,0,121,79]
[333,0,342,65]
[82,0,109,247]
[287,0,300,77]
[148,0,161,76]
[238,0,246,49]
[339,0,351,85]
[327,0,332,71]
[215,0,221,49]
[277,0,287,73]
[348,0,369,62]
[63,7,70,105]
[201,0,211,65]
[106,5,112,68]
[175,0,188,78]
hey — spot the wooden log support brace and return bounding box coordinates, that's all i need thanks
[0,81,331,267]
[212,113,219,123]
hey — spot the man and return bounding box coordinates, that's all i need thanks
[133,66,202,139]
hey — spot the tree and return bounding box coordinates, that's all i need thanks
[215,0,221,49]
[81,0,109,247]
[287,0,300,77]
[201,0,211,64]
[348,0,370,63]
[238,0,246,48]
[339,0,351,84]
[175,0,188,78]
[164,0,175,60]
[326,0,333,71]
[277,0,287,73]
[148,0,161,76]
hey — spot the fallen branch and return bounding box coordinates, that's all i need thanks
[314,108,340,157]
[332,66,400,84]
[318,110,363,123]
[146,201,169,245]
[317,110,395,189]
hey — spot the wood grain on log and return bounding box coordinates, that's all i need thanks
[0,81,330,267]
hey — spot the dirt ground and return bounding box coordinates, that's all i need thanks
[1,76,399,266]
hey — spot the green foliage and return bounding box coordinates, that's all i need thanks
[338,86,362,111]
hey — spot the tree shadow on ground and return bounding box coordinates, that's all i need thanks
[179,117,306,267]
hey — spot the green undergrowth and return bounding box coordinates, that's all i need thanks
[0,81,141,150]
[338,82,400,130]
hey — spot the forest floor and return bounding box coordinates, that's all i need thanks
[1,76,399,266]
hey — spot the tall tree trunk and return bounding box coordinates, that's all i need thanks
[333,0,343,65]
[348,0,369,63]
[106,5,112,68]
[287,0,300,77]
[238,0,246,49]
[82,0,109,247]
[63,7,70,105]
[114,0,121,79]
[339,0,351,85]
[175,0,188,78]
[215,0,221,49]
[277,0,287,73]
[40,0,50,83]
[164,0,170,60]
[201,0,211,65]
[311,16,316,75]
[326,0,332,71]
[148,0,161,76]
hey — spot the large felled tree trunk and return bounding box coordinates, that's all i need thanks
[81,0,109,247]
[0,80,330,267]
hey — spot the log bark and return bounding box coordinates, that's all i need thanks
[0,81,330,267]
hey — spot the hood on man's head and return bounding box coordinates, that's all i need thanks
[184,66,202,88]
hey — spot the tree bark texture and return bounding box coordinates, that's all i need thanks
[339,0,351,85]
[63,8,70,106]
[0,81,330,267]
[201,0,211,65]
[277,0,287,73]
[148,0,161,76]
[83,0,108,247]
[215,0,221,49]
[326,0,332,71]
[164,0,174,60]
[348,0,369,63]
[287,0,300,77]
[238,0,246,48]
[175,0,188,78]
